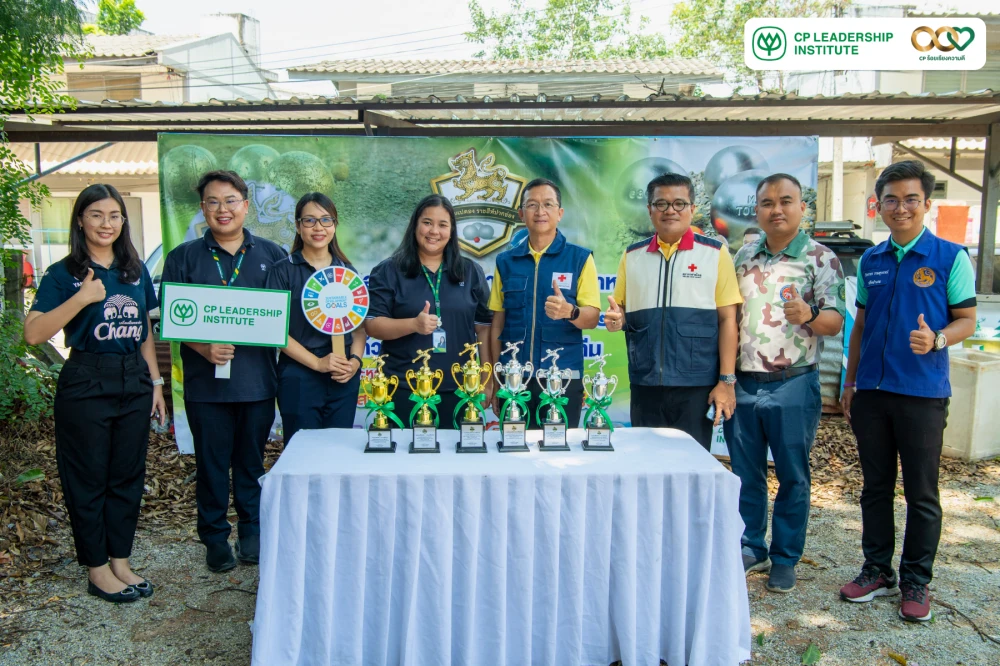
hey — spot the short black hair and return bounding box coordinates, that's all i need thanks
[646,173,694,204]
[743,226,762,239]
[756,173,802,196]
[521,178,562,207]
[875,160,935,200]
[197,169,249,200]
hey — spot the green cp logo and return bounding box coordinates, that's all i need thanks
[169,299,198,327]
[752,26,787,61]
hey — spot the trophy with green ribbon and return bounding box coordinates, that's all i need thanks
[361,354,403,453]
[535,348,573,451]
[493,341,533,452]
[406,349,443,453]
[582,353,617,451]
[451,342,492,453]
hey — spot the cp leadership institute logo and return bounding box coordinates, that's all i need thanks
[911,26,976,52]
[751,26,787,61]
[431,148,527,257]
[169,299,198,326]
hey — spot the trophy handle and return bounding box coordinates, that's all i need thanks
[479,362,493,389]
[583,374,593,392]
[493,362,505,388]
[450,363,463,391]
[386,375,399,401]
[431,369,445,393]
[522,361,534,384]
[405,369,418,393]
[535,369,547,392]
[360,378,372,397]
[606,375,618,397]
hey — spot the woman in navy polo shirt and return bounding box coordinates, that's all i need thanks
[366,195,493,429]
[23,184,166,604]
[266,192,366,443]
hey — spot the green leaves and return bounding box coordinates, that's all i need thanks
[97,0,145,36]
[755,632,765,647]
[0,310,58,422]
[16,468,44,485]
[800,642,822,665]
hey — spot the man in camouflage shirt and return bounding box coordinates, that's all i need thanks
[724,173,845,594]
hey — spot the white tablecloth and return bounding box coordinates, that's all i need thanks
[252,428,751,666]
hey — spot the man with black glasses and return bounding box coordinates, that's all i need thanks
[161,170,286,573]
[603,173,742,449]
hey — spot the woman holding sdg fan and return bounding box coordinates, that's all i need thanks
[23,184,166,603]
[365,195,493,428]
[266,192,367,443]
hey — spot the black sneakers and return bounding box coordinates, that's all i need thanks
[206,541,238,573]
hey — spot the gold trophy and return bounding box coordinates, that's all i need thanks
[535,348,573,451]
[582,353,618,451]
[451,342,492,453]
[361,355,402,452]
[405,349,444,453]
[494,341,534,452]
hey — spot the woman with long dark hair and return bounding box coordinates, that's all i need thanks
[24,184,165,603]
[365,194,493,428]
[265,192,366,442]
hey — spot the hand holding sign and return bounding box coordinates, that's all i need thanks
[604,295,624,332]
[77,268,106,305]
[782,284,812,325]
[414,301,439,335]
[545,280,572,320]
[910,313,935,355]
[206,344,235,366]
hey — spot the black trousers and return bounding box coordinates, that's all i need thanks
[185,399,274,544]
[277,356,361,444]
[851,389,948,585]
[54,351,152,567]
[525,379,585,429]
[630,384,715,451]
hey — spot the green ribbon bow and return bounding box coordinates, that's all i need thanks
[583,394,615,432]
[452,388,487,429]
[535,392,569,427]
[497,387,532,428]
[408,392,442,428]
[364,399,405,430]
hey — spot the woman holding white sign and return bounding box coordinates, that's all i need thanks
[23,184,166,603]
[266,192,366,443]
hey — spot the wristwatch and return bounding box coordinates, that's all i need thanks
[152,377,164,386]
[719,373,737,386]
[349,353,363,369]
[569,305,581,321]
[806,305,820,323]
[933,331,947,352]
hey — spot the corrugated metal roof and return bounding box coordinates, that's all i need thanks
[289,57,721,77]
[73,34,203,58]
[901,137,987,150]
[10,142,157,175]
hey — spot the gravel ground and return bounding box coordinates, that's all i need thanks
[2,431,1000,665]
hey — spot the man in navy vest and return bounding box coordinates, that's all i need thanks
[488,178,601,427]
[839,160,977,622]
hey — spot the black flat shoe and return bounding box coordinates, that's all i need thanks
[206,541,237,573]
[132,579,154,598]
[88,580,140,604]
[235,533,259,565]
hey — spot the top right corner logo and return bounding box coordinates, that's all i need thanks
[911,26,975,53]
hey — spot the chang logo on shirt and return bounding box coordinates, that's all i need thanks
[94,295,142,342]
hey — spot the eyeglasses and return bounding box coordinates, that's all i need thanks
[650,199,692,213]
[202,198,245,212]
[522,201,559,212]
[298,216,336,228]
[83,211,125,226]
[880,197,925,211]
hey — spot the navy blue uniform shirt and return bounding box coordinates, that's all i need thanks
[160,229,287,403]
[31,257,156,355]
[265,251,358,354]
[366,257,492,388]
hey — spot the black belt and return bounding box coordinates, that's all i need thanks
[738,364,817,383]
[68,349,143,368]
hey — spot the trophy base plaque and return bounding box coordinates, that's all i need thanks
[538,423,569,451]
[497,421,529,452]
[456,422,487,453]
[409,426,440,453]
[364,427,397,453]
[582,427,614,451]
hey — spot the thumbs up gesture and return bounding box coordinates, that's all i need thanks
[545,279,573,320]
[910,313,936,355]
[604,295,624,332]
[76,267,106,305]
[413,300,439,335]
[782,284,812,325]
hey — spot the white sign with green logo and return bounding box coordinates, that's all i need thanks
[160,283,290,346]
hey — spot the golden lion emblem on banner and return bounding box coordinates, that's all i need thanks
[448,148,509,203]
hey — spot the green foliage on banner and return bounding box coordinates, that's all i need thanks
[466,0,668,60]
[670,0,852,92]
[96,0,145,36]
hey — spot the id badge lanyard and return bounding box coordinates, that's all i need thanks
[422,266,446,353]
[211,246,247,378]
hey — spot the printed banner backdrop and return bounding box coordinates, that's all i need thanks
[158,134,819,453]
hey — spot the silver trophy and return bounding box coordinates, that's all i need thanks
[494,342,534,451]
[535,348,573,451]
[582,353,618,450]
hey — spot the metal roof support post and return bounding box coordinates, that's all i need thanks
[977,123,999,294]
[832,137,844,221]
[15,142,116,187]
[892,141,983,193]
[34,143,41,175]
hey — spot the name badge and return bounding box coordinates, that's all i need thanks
[432,328,447,354]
